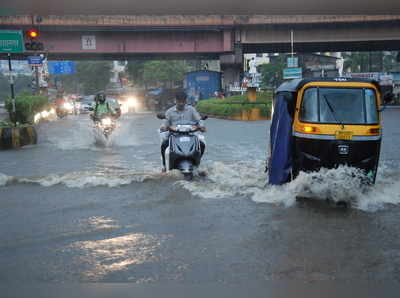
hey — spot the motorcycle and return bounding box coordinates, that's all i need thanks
[94,116,116,139]
[157,114,207,181]
[56,102,73,119]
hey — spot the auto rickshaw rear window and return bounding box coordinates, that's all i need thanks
[299,87,378,125]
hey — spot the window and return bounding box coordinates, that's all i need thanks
[300,87,378,124]
[300,87,319,122]
[365,89,378,124]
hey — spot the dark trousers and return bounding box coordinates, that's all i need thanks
[161,139,205,167]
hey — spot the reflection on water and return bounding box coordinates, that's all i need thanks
[86,216,120,230]
[66,227,171,280]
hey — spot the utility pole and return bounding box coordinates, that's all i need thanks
[8,53,16,125]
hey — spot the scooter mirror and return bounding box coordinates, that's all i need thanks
[201,115,208,120]
[156,113,166,119]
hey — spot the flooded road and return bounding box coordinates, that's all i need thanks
[1,109,400,285]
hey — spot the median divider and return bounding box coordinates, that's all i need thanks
[206,108,269,121]
[196,92,273,121]
[0,125,37,150]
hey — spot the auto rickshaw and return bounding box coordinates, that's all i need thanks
[268,78,385,185]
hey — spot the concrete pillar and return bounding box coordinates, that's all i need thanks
[220,44,243,94]
[219,43,243,90]
[220,62,242,90]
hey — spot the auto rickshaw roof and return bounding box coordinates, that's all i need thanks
[275,78,380,93]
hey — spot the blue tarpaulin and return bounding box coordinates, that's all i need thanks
[268,92,294,185]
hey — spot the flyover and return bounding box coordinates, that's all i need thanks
[1,15,400,60]
[1,15,400,87]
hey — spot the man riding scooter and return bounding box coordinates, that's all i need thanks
[159,91,206,173]
[90,92,117,122]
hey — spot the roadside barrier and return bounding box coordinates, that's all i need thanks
[205,102,271,121]
[0,125,37,150]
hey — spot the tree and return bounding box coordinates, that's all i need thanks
[259,55,286,88]
[0,73,32,101]
[125,60,146,86]
[75,61,113,94]
[126,60,194,88]
[49,61,112,95]
[342,51,398,73]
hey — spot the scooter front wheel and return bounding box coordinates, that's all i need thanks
[183,172,193,181]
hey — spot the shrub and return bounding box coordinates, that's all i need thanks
[197,92,273,118]
[5,93,51,124]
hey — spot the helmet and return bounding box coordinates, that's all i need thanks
[95,92,106,103]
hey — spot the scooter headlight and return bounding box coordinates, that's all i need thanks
[101,118,112,126]
[63,102,73,111]
[126,97,138,108]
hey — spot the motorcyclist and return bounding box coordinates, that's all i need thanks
[159,91,206,172]
[91,92,116,122]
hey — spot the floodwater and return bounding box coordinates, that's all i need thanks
[1,109,400,286]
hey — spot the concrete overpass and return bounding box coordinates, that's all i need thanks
[2,15,400,87]
[1,15,400,60]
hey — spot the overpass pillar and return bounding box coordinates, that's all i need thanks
[220,43,243,94]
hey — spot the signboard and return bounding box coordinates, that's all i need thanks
[344,72,393,85]
[379,75,393,86]
[308,64,336,71]
[344,72,380,80]
[0,30,24,53]
[287,57,298,68]
[48,61,76,75]
[82,35,96,50]
[283,67,302,79]
[0,60,31,75]
[28,56,43,66]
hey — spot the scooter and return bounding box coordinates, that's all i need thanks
[157,114,207,181]
[56,102,73,119]
[94,116,116,139]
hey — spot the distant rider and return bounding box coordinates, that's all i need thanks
[159,91,206,172]
[91,92,116,122]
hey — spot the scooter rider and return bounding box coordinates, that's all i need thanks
[91,92,116,122]
[159,91,206,172]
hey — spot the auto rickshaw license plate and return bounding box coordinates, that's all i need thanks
[335,131,353,140]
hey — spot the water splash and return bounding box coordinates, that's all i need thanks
[0,173,11,186]
[177,160,400,212]
[1,160,399,212]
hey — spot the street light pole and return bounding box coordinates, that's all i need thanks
[8,53,16,126]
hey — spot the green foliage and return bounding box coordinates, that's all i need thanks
[0,120,12,127]
[76,61,112,94]
[5,92,51,124]
[126,60,194,87]
[197,92,273,117]
[125,60,146,86]
[343,51,398,73]
[0,119,32,128]
[0,73,32,101]
[47,61,112,95]
[259,55,286,88]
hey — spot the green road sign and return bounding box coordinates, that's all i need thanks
[0,30,24,53]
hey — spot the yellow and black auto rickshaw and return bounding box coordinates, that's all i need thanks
[268,78,384,185]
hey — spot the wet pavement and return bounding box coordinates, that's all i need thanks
[1,110,400,290]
